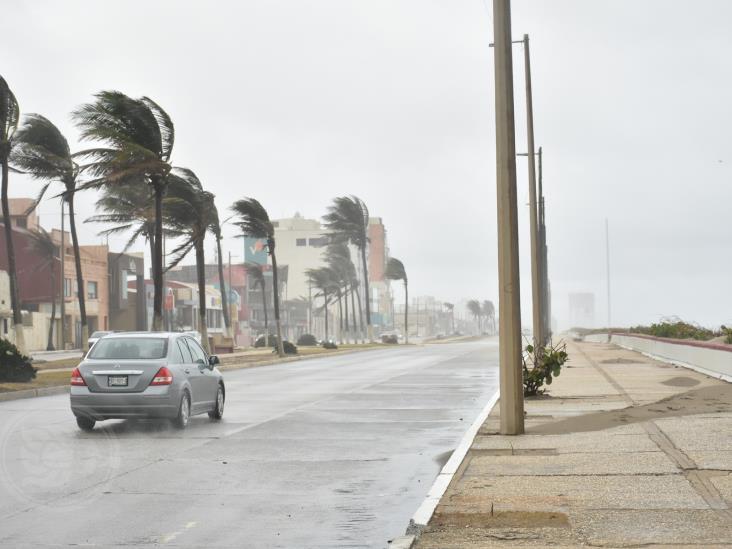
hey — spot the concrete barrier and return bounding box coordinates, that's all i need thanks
[584,333,732,382]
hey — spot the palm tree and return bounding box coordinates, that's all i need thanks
[162,168,214,352]
[231,198,285,356]
[12,114,92,349]
[385,257,408,344]
[306,267,336,341]
[444,302,455,334]
[324,242,357,344]
[323,196,373,341]
[209,205,231,338]
[73,91,174,332]
[482,300,496,335]
[27,228,59,350]
[86,181,156,262]
[0,75,25,351]
[244,262,269,346]
[467,299,482,334]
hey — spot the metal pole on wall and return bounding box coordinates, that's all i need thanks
[606,218,611,339]
[493,0,525,435]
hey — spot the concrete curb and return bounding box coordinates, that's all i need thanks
[399,389,501,544]
[0,385,70,402]
[388,534,417,548]
[218,345,386,372]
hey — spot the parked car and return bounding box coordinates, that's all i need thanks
[70,332,225,431]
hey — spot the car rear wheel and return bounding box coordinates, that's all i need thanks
[76,416,95,432]
[208,385,224,420]
[173,392,190,429]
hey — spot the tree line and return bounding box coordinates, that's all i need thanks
[1,75,409,355]
[468,299,496,334]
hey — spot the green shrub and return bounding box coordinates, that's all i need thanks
[629,321,716,341]
[254,334,280,348]
[523,342,568,396]
[0,338,37,382]
[297,333,318,346]
[721,326,732,345]
[322,341,338,350]
[381,334,398,344]
[272,341,298,355]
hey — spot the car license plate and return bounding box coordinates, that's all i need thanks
[108,376,128,387]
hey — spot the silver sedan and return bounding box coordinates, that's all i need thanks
[70,332,225,431]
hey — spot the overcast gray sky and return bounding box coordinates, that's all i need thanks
[2,0,731,329]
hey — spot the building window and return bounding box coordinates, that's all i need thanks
[64,278,73,298]
[16,217,27,229]
[88,281,98,300]
[309,237,328,248]
[296,238,306,247]
[120,270,128,300]
[2,318,7,335]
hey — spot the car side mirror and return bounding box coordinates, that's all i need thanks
[209,355,220,367]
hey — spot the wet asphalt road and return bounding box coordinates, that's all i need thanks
[0,340,498,548]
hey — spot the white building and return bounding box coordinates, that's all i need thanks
[272,214,330,300]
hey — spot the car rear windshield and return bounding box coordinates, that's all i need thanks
[88,338,168,360]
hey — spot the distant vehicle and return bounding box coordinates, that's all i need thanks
[87,331,114,350]
[70,332,225,431]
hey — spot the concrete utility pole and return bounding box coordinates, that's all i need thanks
[538,147,550,342]
[521,34,543,351]
[493,0,524,435]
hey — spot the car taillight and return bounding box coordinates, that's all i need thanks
[150,366,173,386]
[70,367,86,386]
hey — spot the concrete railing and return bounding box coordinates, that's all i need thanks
[584,332,732,382]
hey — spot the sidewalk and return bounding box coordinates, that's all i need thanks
[414,339,732,547]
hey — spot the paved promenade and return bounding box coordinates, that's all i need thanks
[414,339,732,547]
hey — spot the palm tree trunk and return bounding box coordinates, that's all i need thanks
[1,160,25,352]
[47,258,56,351]
[152,181,164,331]
[349,284,358,343]
[216,236,231,338]
[355,285,364,344]
[148,235,155,330]
[323,290,329,341]
[404,280,409,345]
[195,240,210,353]
[67,194,89,351]
[308,282,312,335]
[270,247,285,357]
[261,281,269,347]
[343,284,349,344]
[337,288,344,345]
[359,245,373,342]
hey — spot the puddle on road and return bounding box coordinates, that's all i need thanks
[434,450,453,468]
